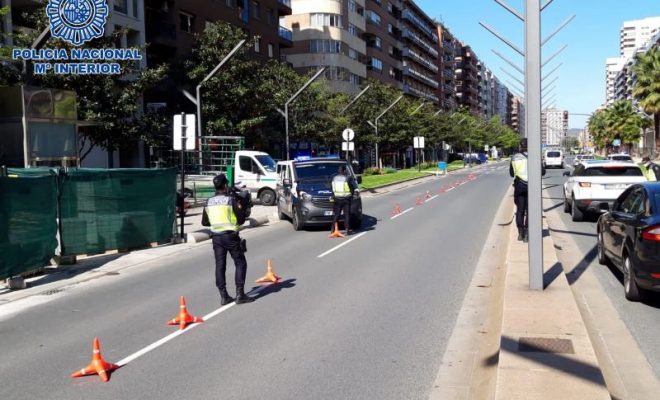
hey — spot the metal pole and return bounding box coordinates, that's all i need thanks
[375,121,379,169]
[196,86,202,171]
[180,112,186,242]
[526,0,543,290]
[285,103,290,160]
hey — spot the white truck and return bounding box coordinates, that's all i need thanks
[180,150,279,206]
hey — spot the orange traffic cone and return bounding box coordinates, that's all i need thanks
[71,337,119,382]
[439,186,446,193]
[392,204,402,215]
[328,222,345,238]
[416,196,423,206]
[167,296,204,330]
[255,259,281,284]
[425,191,432,199]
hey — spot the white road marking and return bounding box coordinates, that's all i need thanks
[446,187,455,192]
[425,195,439,202]
[116,285,268,367]
[390,207,414,220]
[317,232,368,258]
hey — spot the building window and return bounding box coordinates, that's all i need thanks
[387,2,393,13]
[366,11,381,25]
[387,23,393,33]
[252,1,260,20]
[310,39,342,53]
[254,37,261,53]
[310,13,343,28]
[348,47,358,60]
[266,8,274,25]
[225,0,235,7]
[369,57,383,72]
[180,12,195,33]
[325,66,346,81]
[114,0,127,14]
[132,0,138,18]
[389,67,396,79]
[348,24,359,37]
[349,73,361,85]
[268,43,274,58]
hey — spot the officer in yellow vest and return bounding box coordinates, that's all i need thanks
[509,139,545,242]
[202,174,254,305]
[330,165,357,237]
[641,156,660,181]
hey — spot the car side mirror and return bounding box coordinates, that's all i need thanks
[356,176,362,184]
[598,202,610,213]
[562,171,570,177]
[283,178,292,187]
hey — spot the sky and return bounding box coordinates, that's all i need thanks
[416,0,660,129]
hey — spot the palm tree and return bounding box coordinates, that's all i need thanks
[588,109,609,153]
[632,47,660,154]
[604,100,649,154]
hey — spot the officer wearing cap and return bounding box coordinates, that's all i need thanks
[641,156,660,181]
[330,165,358,236]
[202,174,254,305]
[509,138,545,242]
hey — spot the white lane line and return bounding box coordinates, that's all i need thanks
[317,232,368,258]
[390,207,414,220]
[425,195,439,202]
[446,187,455,192]
[116,285,268,367]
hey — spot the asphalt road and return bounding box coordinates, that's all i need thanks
[542,159,660,377]
[0,162,511,400]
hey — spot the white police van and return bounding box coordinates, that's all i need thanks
[276,157,362,231]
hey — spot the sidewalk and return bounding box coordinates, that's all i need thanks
[495,219,610,399]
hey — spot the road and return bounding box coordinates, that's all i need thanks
[0,163,511,400]
[542,159,660,377]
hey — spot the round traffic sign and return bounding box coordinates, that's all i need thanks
[342,128,355,142]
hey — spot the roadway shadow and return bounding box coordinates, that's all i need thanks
[250,278,297,301]
[497,214,514,226]
[542,184,561,190]
[549,228,596,238]
[544,202,563,212]
[602,260,660,308]
[566,245,598,285]
[483,335,607,388]
[544,262,564,289]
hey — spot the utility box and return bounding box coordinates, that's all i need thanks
[0,86,79,168]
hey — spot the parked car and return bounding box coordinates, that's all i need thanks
[607,153,634,163]
[597,183,660,301]
[574,154,595,166]
[276,157,362,231]
[544,149,564,168]
[563,160,647,221]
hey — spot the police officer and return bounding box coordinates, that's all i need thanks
[509,139,545,242]
[330,165,357,236]
[202,174,254,305]
[641,156,660,181]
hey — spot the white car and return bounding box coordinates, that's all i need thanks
[563,160,646,221]
[573,154,595,166]
[544,149,564,168]
[607,153,634,163]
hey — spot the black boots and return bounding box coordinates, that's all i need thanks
[517,227,524,241]
[219,289,234,306]
[235,286,255,304]
[523,229,529,243]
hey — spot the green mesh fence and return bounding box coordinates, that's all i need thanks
[0,174,59,280]
[59,168,176,255]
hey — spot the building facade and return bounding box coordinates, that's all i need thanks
[541,108,568,146]
[455,44,480,115]
[436,23,458,112]
[620,16,660,58]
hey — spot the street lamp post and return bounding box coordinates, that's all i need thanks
[277,67,327,160]
[367,95,403,169]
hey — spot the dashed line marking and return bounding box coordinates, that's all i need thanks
[425,195,439,202]
[317,232,368,258]
[390,207,414,220]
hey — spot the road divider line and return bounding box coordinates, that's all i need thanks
[425,195,439,202]
[116,285,267,367]
[390,207,414,220]
[317,232,368,258]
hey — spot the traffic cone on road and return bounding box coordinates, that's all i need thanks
[328,223,345,238]
[71,337,118,382]
[167,296,204,330]
[392,204,402,215]
[439,186,446,193]
[255,259,281,284]
[415,196,423,206]
[425,191,432,200]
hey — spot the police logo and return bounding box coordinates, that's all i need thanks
[46,0,109,46]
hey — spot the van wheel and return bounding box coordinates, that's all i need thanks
[259,189,276,206]
[292,206,303,231]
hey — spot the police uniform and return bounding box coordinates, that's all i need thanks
[202,175,253,305]
[643,161,660,181]
[331,171,355,234]
[509,151,546,241]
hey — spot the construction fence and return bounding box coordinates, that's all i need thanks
[0,168,177,280]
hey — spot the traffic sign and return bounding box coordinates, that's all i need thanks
[413,136,425,149]
[342,128,355,142]
[173,114,196,150]
[484,145,489,151]
[342,142,355,151]
[612,139,621,146]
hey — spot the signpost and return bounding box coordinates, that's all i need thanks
[414,136,425,172]
[173,113,196,242]
[342,128,355,161]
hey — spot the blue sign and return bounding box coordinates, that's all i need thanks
[438,162,447,170]
[613,139,622,146]
[47,0,109,46]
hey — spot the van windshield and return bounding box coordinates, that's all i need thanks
[255,155,277,172]
[295,162,346,181]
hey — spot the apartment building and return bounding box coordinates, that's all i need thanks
[455,44,480,115]
[145,0,293,66]
[362,0,404,90]
[614,30,660,103]
[541,108,568,146]
[510,96,524,136]
[436,24,458,112]
[620,16,660,58]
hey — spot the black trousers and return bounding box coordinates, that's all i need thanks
[212,232,247,290]
[513,180,528,229]
[332,197,351,230]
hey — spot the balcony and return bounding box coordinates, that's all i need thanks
[402,29,439,58]
[404,85,439,103]
[402,9,438,42]
[277,0,292,16]
[279,26,293,45]
[402,48,438,73]
[403,66,439,89]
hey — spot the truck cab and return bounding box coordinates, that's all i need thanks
[276,157,363,231]
[234,151,278,206]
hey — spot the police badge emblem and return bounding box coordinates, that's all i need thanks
[46,0,109,46]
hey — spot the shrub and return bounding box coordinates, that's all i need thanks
[384,168,397,174]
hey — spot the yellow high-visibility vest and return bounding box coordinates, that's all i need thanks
[206,195,238,233]
[642,165,657,181]
[332,175,351,198]
[511,153,528,182]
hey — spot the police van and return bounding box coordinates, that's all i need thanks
[276,157,363,231]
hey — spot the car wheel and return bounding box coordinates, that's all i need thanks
[623,253,643,301]
[563,193,570,213]
[597,231,608,265]
[292,206,303,231]
[277,205,288,221]
[259,189,276,206]
[571,196,583,222]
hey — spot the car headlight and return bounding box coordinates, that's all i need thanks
[299,191,313,201]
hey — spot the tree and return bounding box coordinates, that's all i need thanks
[632,47,660,153]
[603,100,650,152]
[588,109,610,152]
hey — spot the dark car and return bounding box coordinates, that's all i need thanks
[597,183,660,301]
[276,158,362,231]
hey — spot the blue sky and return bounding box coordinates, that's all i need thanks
[417,0,660,129]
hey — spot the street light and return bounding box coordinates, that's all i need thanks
[411,102,428,115]
[367,95,403,169]
[340,85,371,114]
[277,67,327,160]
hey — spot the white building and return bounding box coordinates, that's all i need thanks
[605,57,626,106]
[620,16,660,58]
[541,108,568,147]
